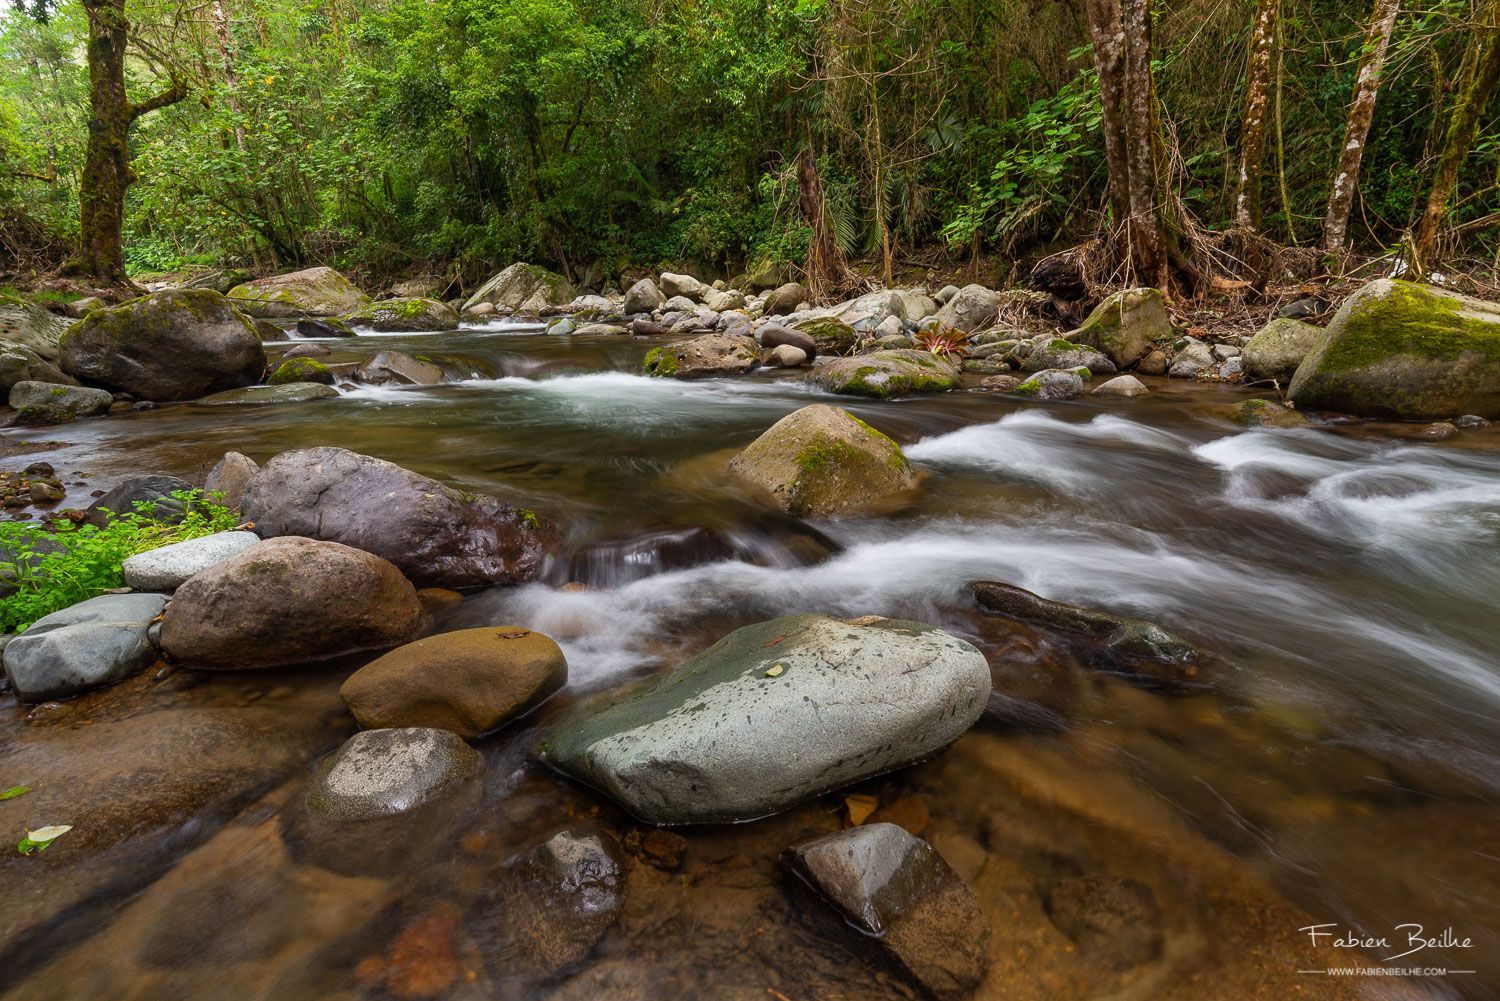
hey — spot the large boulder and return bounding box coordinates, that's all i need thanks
[1242,317,1322,383]
[159,536,423,669]
[932,284,1000,333]
[760,282,808,315]
[121,530,261,592]
[791,316,858,355]
[623,279,666,314]
[340,626,567,738]
[353,350,444,386]
[239,446,555,588]
[2,592,167,702]
[83,473,194,527]
[783,823,990,999]
[1020,338,1118,376]
[757,325,817,358]
[226,266,370,318]
[193,383,340,406]
[539,614,990,825]
[727,404,916,516]
[0,344,75,396]
[266,358,334,385]
[8,381,113,417]
[1071,287,1170,369]
[659,272,708,301]
[1012,368,1085,400]
[462,263,574,314]
[59,289,266,402]
[642,332,759,379]
[343,297,459,332]
[0,292,71,361]
[1288,279,1500,419]
[809,349,959,398]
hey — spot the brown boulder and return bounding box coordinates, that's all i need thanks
[203,450,259,510]
[159,537,422,669]
[340,626,567,737]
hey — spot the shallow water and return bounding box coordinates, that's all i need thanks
[4,323,1498,1000]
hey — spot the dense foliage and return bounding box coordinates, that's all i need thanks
[0,0,1495,284]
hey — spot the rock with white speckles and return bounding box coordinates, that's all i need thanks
[538,614,990,825]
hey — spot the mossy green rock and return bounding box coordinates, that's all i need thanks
[1229,398,1306,428]
[59,289,267,402]
[227,266,370,319]
[193,383,340,406]
[1242,317,1321,383]
[727,404,916,516]
[268,357,334,385]
[1289,279,1500,419]
[791,316,858,355]
[11,402,74,426]
[1071,287,1171,369]
[462,263,573,313]
[343,297,460,332]
[643,332,758,379]
[809,349,959,398]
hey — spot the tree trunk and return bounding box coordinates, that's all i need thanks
[65,0,186,284]
[1235,0,1280,229]
[1412,3,1500,266]
[796,146,845,300]
[1322,0,1400,252]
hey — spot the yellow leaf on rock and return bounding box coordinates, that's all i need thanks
[844,794,878,827]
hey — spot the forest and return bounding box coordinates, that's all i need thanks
[1,0,1496,293]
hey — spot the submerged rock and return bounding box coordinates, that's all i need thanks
[305,727,481,822]
[487,829,626,976]
[809,349,959,398]
[539,613,990,825]
[1045,875,1163,971]
[1229,398,1305,428]
[782,823,990,999]
[1289,278,1500,419]
[1242,317,1321,383]
[344,297,459,332]
[193,383,340,406]
[642,332,759,379]
[353,350,444,386]
[2,592,167,702]
[159,536,423,669]
[240,446,555,588]
[1070,287,1170,369]
[340,626,567,738]
[727,404,916,516]
[227,266,370,318]
[463,263,574,314]
[970,580,1203,687]
[121,530,261,592]
[7,380,112,417]
[59,289,266,402]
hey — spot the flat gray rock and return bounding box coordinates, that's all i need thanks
[305,727,480,822]
[122,530,260,591]
[8,380,114,416]
[539,614,990,825]
[3,592,168,702]
[192,383,340,406]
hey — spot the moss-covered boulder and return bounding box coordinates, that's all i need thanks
[227,266,370,319]
[268,357,334,385]
[462,263,573,314]
[1020,337,1117,375]
[193,383,340,406]
[0,292,72,361]
[1288,280,1500,419]
[643,332,759,379]
[9,381,113,416]
[344,297,460,332]
[1242,318,1321,383]
[727,404,917,516]
[791,316,858,355]
[1071,287,1171,369]
[809,349,959,398]
[59,289,267,402]
[1228,398,1306,428]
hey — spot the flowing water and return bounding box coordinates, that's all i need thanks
[4,321,1499,1000]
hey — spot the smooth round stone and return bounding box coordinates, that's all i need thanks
[122,531,261,592]
[3,592,168,702]
[307,728,481,822]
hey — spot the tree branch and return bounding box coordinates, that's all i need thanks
[129,79,188,122]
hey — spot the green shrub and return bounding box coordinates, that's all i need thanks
[0,490,240,634]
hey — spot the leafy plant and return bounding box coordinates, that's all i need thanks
[0,490,239,634]
[914,326,967,360]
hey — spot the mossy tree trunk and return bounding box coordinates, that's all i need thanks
[1234,0,1280,229]
[1322,0,1400,252]
[64,0,186,285]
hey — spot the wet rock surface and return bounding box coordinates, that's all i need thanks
[810,349,960,398]
[2,592,167,701]
[121,530,261,592]
[82,473,194,527]
[642,331,759,379]
[1044,875,1163,971]
[305,727,482,822]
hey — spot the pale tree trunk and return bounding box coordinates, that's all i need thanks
[209,0,247,154]
[1322,0,1400,252]
[796,146,846,300]
[1235,0,1280,228]
[1412,2,1500,266]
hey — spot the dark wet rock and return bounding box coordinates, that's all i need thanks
[761,282,809,315]
[978,373,1022,392]
[727,404,916,516]
[621,827,688,871]
[1455,414,1491,428]
[159,536,423,669]
[1070,287,1169,369]
[10,403,73,426]
[791,316,858,355]
[59,290,266,402]
[539,614,990,825]
[304,727,481,822]
[295,316,354,338]
[204,451,259,509]
[83,473,194,527]
[1011,368,1084,400]
[1290,279,1500,419]
[0,344,75,396]
[1415,420,1459,440]
[487,828,626,976]
[267,357,334,385]
[623,278,666,314]
[343,297,459,332]
[971,580,1204,687]
[1020,338,1117,376]
[562,526,735,588]
[757,324,817,358]
[227,266,370,319]
[121,531,261,592]
[282,342,331,359]
[240,446,556,588]
[353,350,444,386]
[1045,875,1163,971]
[766,344,809,368]
[1229,398,1305,428]
[2,592,167,702]
[340,626,567,738]
[1277,296,1325,319]
[193,383,340,406]
[809,349,959,398]
[642,332,759,379]
[1137,348,1168,376]
[464,264,574,314]
[782,823,990,999]
[629,318,670,337]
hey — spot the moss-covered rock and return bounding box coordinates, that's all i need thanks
[227,266,370,319]
[643,332,759,379]
[791,316,858,355]
[268,357,334,385]
[728,404,917,516]
[193,383,341,406]
[59,289,267,402]
[1021,337,1117,375]
[808,349,959,398]
[462,263,573,314]
[1288,279,1500,419]
[1242,317,1322,383]
[1071,287,1171,369]
[11,403,74,427]
[343,297,460,332]
[1229,397,1306,428]
[1012,368,1084,400]
[0,344,75,396]
[9,380,113,416]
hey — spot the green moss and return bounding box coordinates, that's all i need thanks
[268,357,332,385]
[643,345,679,377]
[795,439,857,471]
[1012,378,1041,397]
[1317,281,1500,373]
[520,508,540,528]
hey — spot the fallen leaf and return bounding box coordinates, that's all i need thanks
[844,794,878,827]
[17,823,71,855]
[765,663,784,678]
[0,786,31,801]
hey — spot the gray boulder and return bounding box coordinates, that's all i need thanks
[703,287,746,312]
[192,383,340,406]
[463,263,574,314]
[659,273,707,301]
[343,297,459,332]
[642,332,759,379]
[623,279,666,314]
[757,324,817,358]
[1012,368,1084,400]
[809,349,960,398]
[933,284,1000,333]
[305,727,481,822]
[204,451,260,510]
[122,531,261,592]
[0,292,71,361]
[766,344,809,368]
[934,284,960,305]
[1070,287,1171,369]
[227,266,370,319]
[761,282,808,315]
[8,381,113,417]
[84,474,194,527]
[1168,338,1215,378]
[539,613,990,825]
[353,350,443,386]
[3,592,167,702]
[1092,374,1150,398]
[1020,338,1118,376]
[0,344,75,396]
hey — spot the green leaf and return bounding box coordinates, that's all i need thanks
[0,786,31,801]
